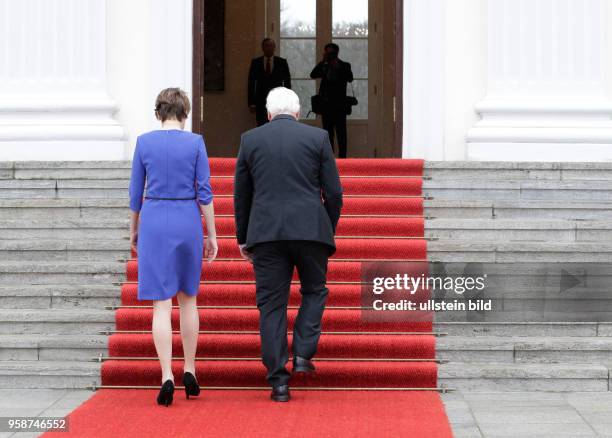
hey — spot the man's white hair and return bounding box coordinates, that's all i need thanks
[266,87,300,118]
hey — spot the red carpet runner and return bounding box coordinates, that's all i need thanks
[43,158,453,437]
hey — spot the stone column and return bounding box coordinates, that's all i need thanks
[467,0,612,161]
[0,0,125,160]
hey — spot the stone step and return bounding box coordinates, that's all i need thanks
[434,306,612,325]
[0,334,108,361]
[0,161,130,180]
[423,180,612,201]
[428,241,612,262]
[424,161,612,181]
[3,161,612,182]
[0,239,130,261]
[5,332,612,366]
[0,360,607,391]
[0,199,127,220]
[437,336,612,363]
[0,284,120,309]
[426,218,612,241]
[438,362,609,391]
[2,178,612,201]
[0,219,129,240]
[0,309,115,334]
[435,322,612,337]
[0,261,124,285]
[425,199,612,220]
[0,360,100,389]
[3,217,611,243]
[0,238,608,262]
[0,179,127,199]
[0,198,609,221]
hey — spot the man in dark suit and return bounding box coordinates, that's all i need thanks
[310,43,354,158]
[234,87,343,402]
[248,38,292,126]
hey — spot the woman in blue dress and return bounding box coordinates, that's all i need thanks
[128,88,217,406]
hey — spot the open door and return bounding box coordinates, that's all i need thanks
[192,0,402,157]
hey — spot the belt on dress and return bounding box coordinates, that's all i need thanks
[144,196,197,200]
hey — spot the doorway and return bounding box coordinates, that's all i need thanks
[192,0,402,158]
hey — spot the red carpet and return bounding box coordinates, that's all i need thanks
[42,390,453,438]
[49,158,452,437]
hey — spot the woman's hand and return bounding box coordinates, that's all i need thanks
[205,236,218,262]
[129,211,140,255]
[201,202,217,263]
[130,230,138,255]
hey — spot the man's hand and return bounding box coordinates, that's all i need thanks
[239,244,253,263]
[205,236,218,263]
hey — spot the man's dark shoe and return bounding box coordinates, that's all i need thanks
[271,384,290,402]
[293,356,316,374]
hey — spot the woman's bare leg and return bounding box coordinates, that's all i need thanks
[152,298,174,383]
[177,291,199,375]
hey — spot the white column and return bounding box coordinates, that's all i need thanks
[467,0,612,161]
[148,0,193,132]
[402,0,446,160]
[0,0,125,160]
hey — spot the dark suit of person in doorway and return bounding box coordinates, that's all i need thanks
[234,87,343,402]
[310,43,354,158]
[248,38,292,126]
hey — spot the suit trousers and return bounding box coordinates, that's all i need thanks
[251,240,330,387]
[255,104,269,126]
[321,110,347,158]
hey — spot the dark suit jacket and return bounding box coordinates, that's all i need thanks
[310,59,353,111]
[248,56,292,108]
[234,114,343,255]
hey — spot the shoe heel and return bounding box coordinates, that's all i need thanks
[183,371,200,399]
[157,379,174,407]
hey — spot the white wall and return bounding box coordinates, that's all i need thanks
[402,0,612,162]
[606,0,612,104]
[466,0,612,161]
[2,0,611,161]
[0,0,125,161]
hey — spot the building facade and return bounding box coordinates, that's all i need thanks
[1,0,612,161]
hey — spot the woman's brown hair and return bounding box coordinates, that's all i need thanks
[154,88,191,122]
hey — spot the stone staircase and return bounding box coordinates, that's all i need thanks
[423,162,612,392]
[0,160,610,390]
[0,162,129,388]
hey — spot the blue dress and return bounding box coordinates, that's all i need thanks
[128,129,214,301]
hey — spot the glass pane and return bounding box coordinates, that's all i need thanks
[347,79,368,119]
[332,0,368,37]
[291,79,317,120]
[280,0,316,37]
[280,39,316,79]
[333,38,368,78]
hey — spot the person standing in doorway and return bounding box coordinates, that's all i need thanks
[248,38,292,126]
[310,43,354,158]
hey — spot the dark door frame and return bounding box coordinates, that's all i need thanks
[393,0,403,157]
[192,0,205,134]
[192,0,403,157]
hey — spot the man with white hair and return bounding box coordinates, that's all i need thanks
[233,86,343,402]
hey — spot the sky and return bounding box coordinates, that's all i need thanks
[281,0,368,26]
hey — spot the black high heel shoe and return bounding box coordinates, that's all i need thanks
[183,371,200,399]
[157,379,174,406]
